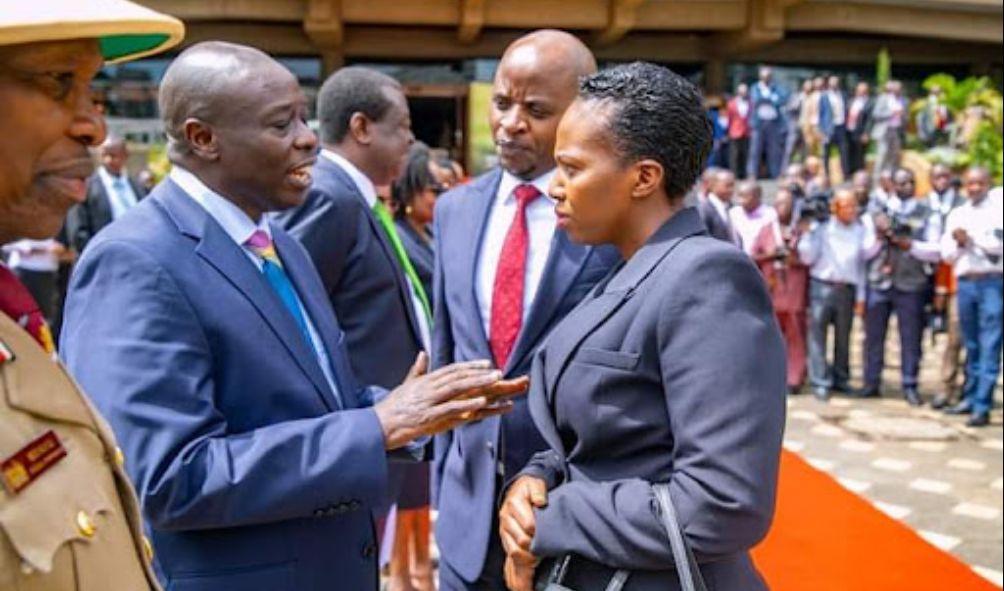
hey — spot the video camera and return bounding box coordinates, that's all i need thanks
[800,191,831,223]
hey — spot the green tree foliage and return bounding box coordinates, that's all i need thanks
[876,48,891,89]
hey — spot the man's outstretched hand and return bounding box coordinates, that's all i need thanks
[374,352,529,450]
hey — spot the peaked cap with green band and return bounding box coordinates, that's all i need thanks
[0,0,184,63]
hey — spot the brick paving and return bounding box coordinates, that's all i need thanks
[783,318,1003,587]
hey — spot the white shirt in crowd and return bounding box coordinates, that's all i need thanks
[729,203,777,256]
[797,219,868,302]
[98,165,140,220]
[477,169,557,339]
[170,165,342,403]
[827,90,845,126]
[707,193,731,226]
[321,149,431,352]
[848,96,868,131]
[1,239,60,273]
[940,194,1004,278]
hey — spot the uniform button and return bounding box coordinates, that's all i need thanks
[142,536,155,562]
[486,441,495,457]
[114,447,126,468]
[349,500,361,510]
[361,544,376,558]
[313,508,326,517]
[76,510,96,538]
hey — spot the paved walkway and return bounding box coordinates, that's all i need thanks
[784,319,1003,587]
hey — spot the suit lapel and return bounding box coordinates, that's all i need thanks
[527,350,567,459]
[325,160,424,347]
[542,208,706,402]
[464,170,503,364]
[505,230,590,375]
[158,182,338,411]
[91,179,114,230]
[273,227,347,410]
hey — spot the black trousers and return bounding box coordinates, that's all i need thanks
[728,137,749,179]
[822,125,851,179]
[846,131,867,174]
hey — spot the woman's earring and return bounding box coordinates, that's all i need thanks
[406,205,413,215]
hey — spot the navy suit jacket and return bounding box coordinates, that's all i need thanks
[275,156,423,390]
[519,208,786,589]
[61,179,390,591]
[431,168,619,581]
[65,172,146,253]
[696,197,736,245]
[749,82,785,129]
[819,91,848,139]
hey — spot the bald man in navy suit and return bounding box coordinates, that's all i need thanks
[431,30,618,590]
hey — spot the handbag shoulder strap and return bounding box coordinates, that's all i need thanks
[653,483,708,591]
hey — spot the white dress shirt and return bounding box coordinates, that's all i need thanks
[320,149,432,352]
[848,96,868,131]
[940,196,1003,278]
[729,203,777,256]
[169,166,341,401]
[98,165,139,220]
[477,169,557,339]
[2,239,60,272]
[707,193,731,225]
[798,219,868,302]
[827,91,845,126]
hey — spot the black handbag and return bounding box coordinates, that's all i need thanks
[538,483,707,591]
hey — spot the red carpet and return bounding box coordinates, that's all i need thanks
[752,451,1000,590]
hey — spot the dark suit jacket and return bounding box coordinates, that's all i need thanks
[696,197,735,244]
[518,208,786,589]
[275,156,423,390]
[847,96,875,140]
[818,91,848,139]
[395,219,434,299]
[61,179,391,590]
[65,171,146,253]
[431,168,619,581]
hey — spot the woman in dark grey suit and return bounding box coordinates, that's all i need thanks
[499,63,787,591]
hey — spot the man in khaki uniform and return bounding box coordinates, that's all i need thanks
[0,2,183,588]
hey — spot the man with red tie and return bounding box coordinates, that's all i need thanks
[431,29,619,590]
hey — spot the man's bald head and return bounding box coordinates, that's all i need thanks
[490,29,597,180]
[155,41,317,222]
[159,41,294,160]
[500,29,596,83]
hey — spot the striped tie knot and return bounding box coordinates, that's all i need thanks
[245,229,282,267]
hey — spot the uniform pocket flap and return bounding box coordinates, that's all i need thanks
[574,347,641,371]
[0,465,114,573]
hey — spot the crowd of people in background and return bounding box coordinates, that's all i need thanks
[695,159,1002,428]
[707,66,919,183]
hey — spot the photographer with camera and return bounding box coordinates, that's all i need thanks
[860,167,942,406]
[939,167,1003,427]
[797,188,868,401]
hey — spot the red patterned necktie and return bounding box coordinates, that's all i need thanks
[0,264,55,354]
[490,183,542,369]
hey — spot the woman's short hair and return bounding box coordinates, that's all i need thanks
[578,62,711,200]
[391,141,434,218]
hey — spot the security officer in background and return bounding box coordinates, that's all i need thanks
[0,2,182,588]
